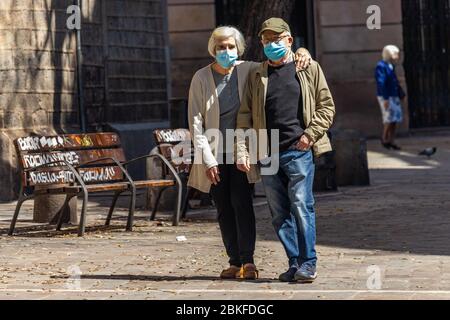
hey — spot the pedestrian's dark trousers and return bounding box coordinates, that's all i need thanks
[210,164,256,266]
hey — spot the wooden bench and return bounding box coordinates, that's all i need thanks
[153,128,193,221]
[9,132,182,237]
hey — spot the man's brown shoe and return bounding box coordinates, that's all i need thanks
[220,265,241,279]
[241,263,259,280]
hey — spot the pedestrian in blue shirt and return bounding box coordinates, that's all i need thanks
[375,45,405,150]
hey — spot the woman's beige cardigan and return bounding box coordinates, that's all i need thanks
[187,61,260,193]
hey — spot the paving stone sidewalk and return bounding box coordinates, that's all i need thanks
[1,132,450,300]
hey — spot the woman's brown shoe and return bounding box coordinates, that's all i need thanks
[241,263,259,280]
[220,265,241,279]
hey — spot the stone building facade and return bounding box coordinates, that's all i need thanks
[167,0,408,135]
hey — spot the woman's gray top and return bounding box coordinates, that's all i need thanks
[212,67,240,162]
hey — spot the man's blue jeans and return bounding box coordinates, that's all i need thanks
[261,149,317,268]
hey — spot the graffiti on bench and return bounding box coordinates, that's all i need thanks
[28,166,121,185]
[22,151,80,169]
[154,129,192,174]
[16,133,117,152]
[17,136,66,151]
[154,129,190,143]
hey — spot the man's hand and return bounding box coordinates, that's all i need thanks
[384,100,389,110]
[236,158,251,173]
[206,166,220,185]
[297,134,313,151]
[294,48,312,71]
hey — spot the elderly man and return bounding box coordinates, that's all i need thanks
[236,18,335,282]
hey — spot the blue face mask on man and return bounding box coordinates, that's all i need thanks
[263,41,288,61]
[215,49,238,69]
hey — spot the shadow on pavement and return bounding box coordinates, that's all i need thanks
[51,274,278,283]
[256,166,450,256]
[0,224,125,237]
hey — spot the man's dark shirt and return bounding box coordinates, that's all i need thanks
[265,61,305,153]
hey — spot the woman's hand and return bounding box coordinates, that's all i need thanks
[384,100,389,110]
[206,166,220,185]
[237,158,251,173]
[294,48,312,71]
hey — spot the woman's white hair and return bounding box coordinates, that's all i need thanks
[382,45,400,61]
[208,26,246,57]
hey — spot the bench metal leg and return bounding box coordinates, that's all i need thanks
[56,194,77,231]
[105,190,122,226]
[8,195,28,236]
[172,178,183,226]
[181,187,192,219]
[126,186,136,232]
[150,186,169,221]
[78,191,88,237]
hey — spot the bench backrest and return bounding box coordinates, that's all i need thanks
[15,133,126,187]
[153,128,192,174]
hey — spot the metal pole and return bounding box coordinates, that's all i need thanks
[76,0,87,132]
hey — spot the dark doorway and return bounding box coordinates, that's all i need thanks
[215,0,316,57]
[402,0,450,128]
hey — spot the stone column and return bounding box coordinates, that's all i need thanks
[146,149,178,212]
[332,129,371,186]
[33,189,78,225]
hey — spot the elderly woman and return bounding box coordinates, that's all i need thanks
[375,45,405,150]
[187,26,311,280]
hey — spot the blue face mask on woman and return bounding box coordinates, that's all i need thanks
[263,41,288,61]
[215,49,238,69]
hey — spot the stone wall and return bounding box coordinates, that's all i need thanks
[168,0,216,98]
[0,0,76,200]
